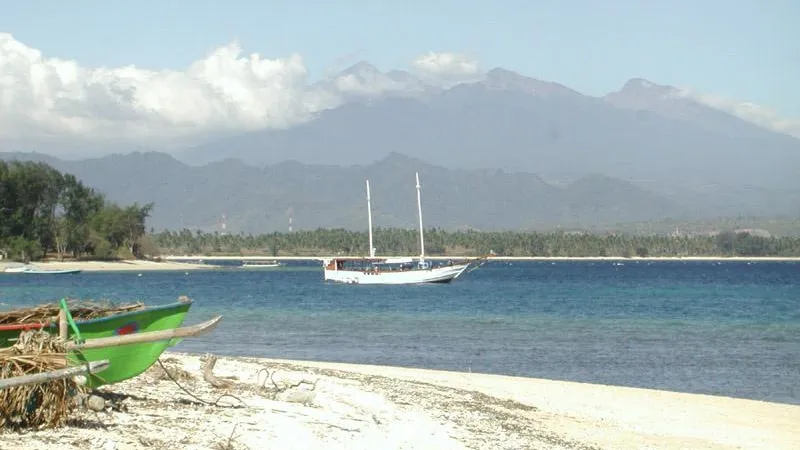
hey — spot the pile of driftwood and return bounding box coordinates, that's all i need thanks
[0,300,145,325]
[0,330,89,429]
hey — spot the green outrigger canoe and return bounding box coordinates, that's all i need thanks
[0,298,221,388]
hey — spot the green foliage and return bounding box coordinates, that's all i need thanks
[152,228,800,258]
[0,161,152,261]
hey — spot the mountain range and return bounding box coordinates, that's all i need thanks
[179,65,800,191]
[1,150,686,233]
[1,149,797,234]
[2,63,799,232]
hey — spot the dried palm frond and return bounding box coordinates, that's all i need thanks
[0,330,87,429]
[0,299,145,326]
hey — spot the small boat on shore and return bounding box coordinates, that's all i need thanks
[241,260,281,269]
[0,298,221,387]
[3,266,81,275]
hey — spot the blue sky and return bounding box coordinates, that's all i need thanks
[2,0,798,115]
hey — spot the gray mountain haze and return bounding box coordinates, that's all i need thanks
[180,65,800,190]
[2,64,798,232]
[1,151,687,233]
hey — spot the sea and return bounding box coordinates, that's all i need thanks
[1,260,798,405]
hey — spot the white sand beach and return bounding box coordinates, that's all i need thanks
[1,259,220,272]
[2,352,797,450]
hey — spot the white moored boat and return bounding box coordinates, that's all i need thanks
[241,260,281,269]
[3,265,81,274]
[323,172,480,285]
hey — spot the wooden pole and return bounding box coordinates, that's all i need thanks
[66,315,222,351]
[58,309,68,340]
[0,360,110,390]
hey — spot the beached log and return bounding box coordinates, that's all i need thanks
[203,354,232,389]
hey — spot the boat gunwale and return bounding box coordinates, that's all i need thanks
[0,299,193,332]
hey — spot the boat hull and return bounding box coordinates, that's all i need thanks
[324,263,470,285]
[0,301,192,387]
[3,267,81,274]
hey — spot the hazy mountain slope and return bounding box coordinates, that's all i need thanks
[0,151,682,233]
[181,71,800,190]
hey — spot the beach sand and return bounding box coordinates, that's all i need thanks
[1,259,220,272]
[1,352,797,450]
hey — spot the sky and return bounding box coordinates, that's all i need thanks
[0,0,797,144]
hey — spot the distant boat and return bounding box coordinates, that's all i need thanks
[241,260,281,269]
[323,172,483,285]
[3,266,81,274]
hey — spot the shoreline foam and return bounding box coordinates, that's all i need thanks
[2,352,796,449]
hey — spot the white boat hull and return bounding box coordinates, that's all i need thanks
[324,263,470,285]
[3,266,81,274]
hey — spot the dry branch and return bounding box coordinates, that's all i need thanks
[204,354,233,389]
[255,367,318,404]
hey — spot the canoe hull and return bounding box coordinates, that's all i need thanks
[1,300,192,387]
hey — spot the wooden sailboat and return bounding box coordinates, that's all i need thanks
[323,172,477,284]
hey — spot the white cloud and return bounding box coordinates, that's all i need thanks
[670,88,800,139]
[410,51,483,84]
[327,63,416,97]
[0,33,340,142]
[0,35,481,147]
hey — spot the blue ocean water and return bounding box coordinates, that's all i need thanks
[1,260,798,405]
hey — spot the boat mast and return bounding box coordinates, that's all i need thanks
[366,179,375,258]
[415,172,425,260]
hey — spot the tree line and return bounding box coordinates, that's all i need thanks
[152,227,800,258]
[5,160,797,261]
[0,160,154,262]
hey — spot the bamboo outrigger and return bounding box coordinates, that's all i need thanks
[0,360,109,390]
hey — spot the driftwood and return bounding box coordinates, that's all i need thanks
[0,360,109,390]
[203,354,232,389]
[65,315,222,351]
[256,367,318,405]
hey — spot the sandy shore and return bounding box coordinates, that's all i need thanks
[1,259,221,272]
[2,353,797,450]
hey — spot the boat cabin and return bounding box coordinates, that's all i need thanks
[324,257,434,272]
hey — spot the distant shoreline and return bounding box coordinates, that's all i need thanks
[161,255,800,262]
[2,255,797,274]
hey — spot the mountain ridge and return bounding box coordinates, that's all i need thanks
[0,150,691,233]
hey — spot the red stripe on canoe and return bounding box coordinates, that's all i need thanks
[0,323,47,331]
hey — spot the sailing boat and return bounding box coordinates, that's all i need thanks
[322,172,477,284]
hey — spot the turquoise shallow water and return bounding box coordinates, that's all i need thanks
[1,260,798,404]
